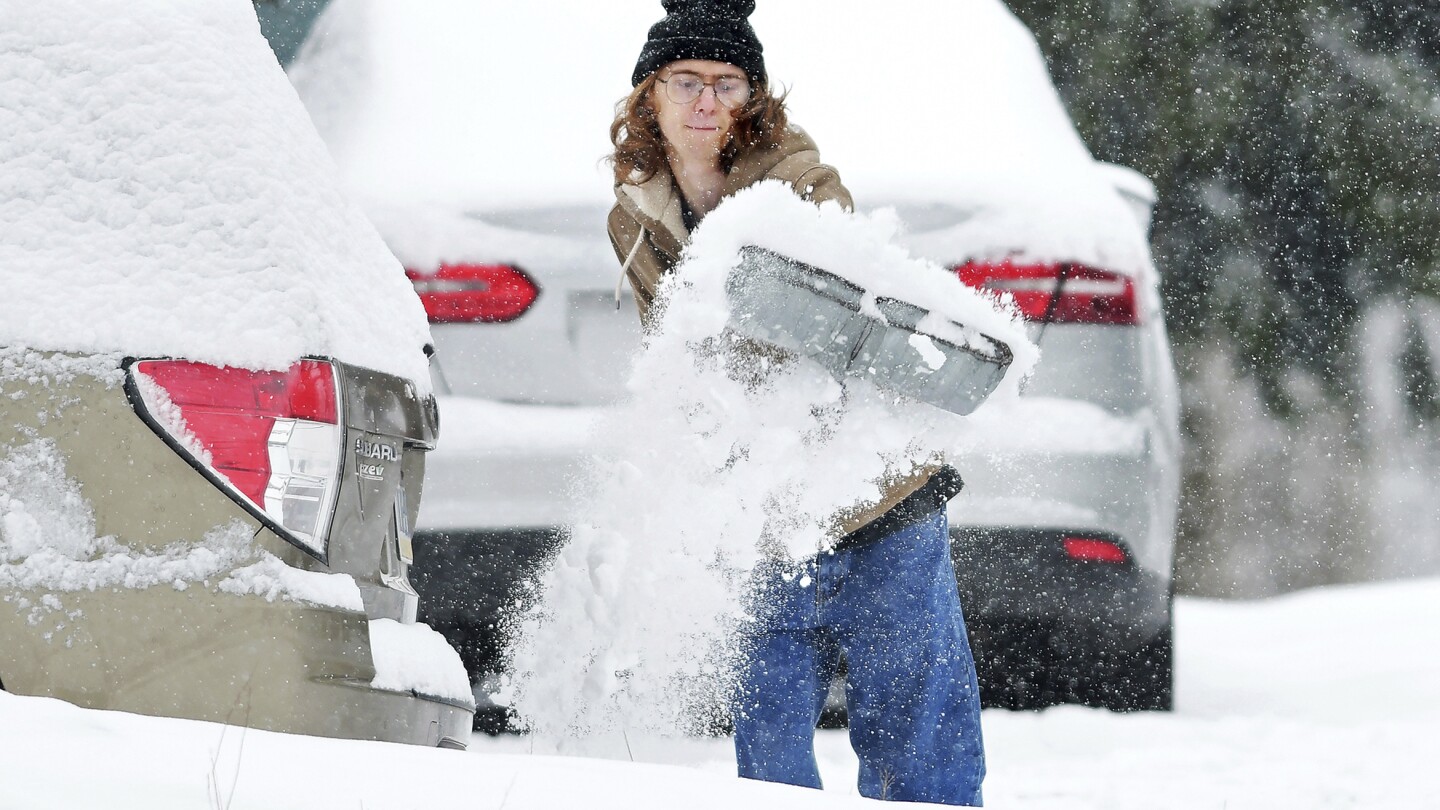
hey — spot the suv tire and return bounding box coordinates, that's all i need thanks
[1100,620,1174,711]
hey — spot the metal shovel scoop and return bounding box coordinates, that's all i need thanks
[725,245,1012,416]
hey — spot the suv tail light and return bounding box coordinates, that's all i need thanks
[405,263,540,324]
[127,359,343,559]
[954,261,1139,325]
[1063,536,1129,564]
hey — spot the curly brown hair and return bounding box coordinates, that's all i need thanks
[609,72,790,186]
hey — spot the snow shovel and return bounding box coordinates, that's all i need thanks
[725,245,1013,416]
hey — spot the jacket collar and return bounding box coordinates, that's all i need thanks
[616,170,686,260]
[614,126,822,256]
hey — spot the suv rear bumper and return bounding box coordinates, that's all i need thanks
[0,584,473,748]
[952,525,1170,638]
[952,525,1172,709]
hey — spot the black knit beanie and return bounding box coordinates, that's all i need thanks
[631,0,767,87]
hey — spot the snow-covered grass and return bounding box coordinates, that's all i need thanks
[2,577,1433,808]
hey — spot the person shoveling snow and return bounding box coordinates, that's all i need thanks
[504,2,1036,806]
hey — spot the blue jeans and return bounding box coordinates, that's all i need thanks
[733,509,985,805]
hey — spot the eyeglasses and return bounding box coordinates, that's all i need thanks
[657,71,753,109]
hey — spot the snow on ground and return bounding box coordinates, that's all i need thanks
[0,0,431,385]
[1,577,1433,808]
[481,577,1440,809]
[0,690,885,810]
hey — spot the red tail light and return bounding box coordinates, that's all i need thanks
[1063,536,1129,564]
[128,359,343,558]
[954,261,1139,325]
[405,263,540,324]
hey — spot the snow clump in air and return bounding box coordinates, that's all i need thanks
[0,0,431,387]
[504,183,1037,743]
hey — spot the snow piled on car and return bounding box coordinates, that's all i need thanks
[763,1,1156,277]
[368,618,475,704]
[288,0,1149,277]
[287,0,639,212]
[0,0,431,386]
[504,186,1037,741]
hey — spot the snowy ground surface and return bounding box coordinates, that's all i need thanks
[491,577,1440,809]
[2,577,1434,809]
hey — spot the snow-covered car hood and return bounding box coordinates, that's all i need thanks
[289,0,1152,277]
[0,0,432,388]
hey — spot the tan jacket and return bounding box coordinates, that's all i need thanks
[606,126,941,538]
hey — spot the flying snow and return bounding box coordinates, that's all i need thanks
[502,184,1037,743]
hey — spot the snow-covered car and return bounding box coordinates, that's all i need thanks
[286,0,1180,717]
[0,0,473,746]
